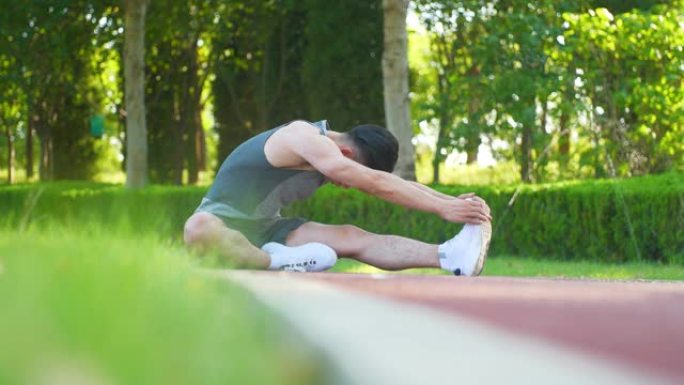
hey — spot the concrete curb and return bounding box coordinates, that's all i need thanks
[213,270,674,385]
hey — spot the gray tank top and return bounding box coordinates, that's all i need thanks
[196,120,329,220]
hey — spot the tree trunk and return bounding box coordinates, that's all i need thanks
[124,0,149,188]
[540,97,548,136]
[432,122,442,183]
[432,116,449,183]
[186,107,202,184]
[198,125,206,171]
[558,107,570,172]
[382,0,415,180]
[588,102,604,178]
[5,127,14,184]
[432,152,440,184]
[533,95,549,181]
[520,124,532,183]
[173,83,184,185]
[32,101,53,181]
[466,96,481,165]
[39,134,53,181]
[173,118,184,185]
[26,119,34,180]
[185,39,202,185]
[48,136,54,180]
[466,135,480,165]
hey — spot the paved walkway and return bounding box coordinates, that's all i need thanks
[213,270,683,385]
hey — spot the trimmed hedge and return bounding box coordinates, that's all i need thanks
[0,172,682,263]
[290,174,684,263]
[0,182,206,238]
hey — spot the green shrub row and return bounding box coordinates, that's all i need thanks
[288,173,684,263]
[0,182,206,238]
[1,172,682,263]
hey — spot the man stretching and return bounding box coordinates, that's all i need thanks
[184,120,492,275]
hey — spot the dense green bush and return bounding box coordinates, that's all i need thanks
[1,172,682,263]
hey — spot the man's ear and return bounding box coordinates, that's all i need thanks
[340,146,354,159]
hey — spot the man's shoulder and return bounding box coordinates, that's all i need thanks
[278,120,327,138]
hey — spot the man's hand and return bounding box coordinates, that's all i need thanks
[439,197,492,224]
[406,182,492,223]
[456,193,492,218]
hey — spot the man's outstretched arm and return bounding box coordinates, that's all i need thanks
[409,181,491,218]
[293,134,491,224]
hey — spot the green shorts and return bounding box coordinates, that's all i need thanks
[223,216,307,247]
[200,210,307,247]
[194,198,308,247]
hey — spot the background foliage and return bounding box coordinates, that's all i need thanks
[411,0,683,183]
[0,0,385,183]
[1,0,681,184]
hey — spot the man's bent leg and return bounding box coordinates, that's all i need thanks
[184,212,270,269]
[285,222,440,271]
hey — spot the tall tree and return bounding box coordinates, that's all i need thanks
[473,0,564,183]
[415,0,492,182]
[124,0,149,188]
[562,2,684,176]
[212,0,384,165]
[0,99,18,184]
[382,0,415,180]
[1,1,111,181]
[302,0,385,130]
[0,54,21,184]
[212,0,308,162]
[144,0,213,184]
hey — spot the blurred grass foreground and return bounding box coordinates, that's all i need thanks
[0,172,682,384]
[0,230,322,385]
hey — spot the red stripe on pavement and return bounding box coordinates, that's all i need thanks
[310,274,684,382]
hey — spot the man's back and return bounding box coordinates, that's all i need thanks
[199,120,329,220]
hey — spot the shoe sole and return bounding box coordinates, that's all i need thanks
[472,220,492,276]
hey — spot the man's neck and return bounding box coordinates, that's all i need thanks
[326,131,346,145]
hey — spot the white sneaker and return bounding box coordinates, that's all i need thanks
[438,221,492,276]
[262,242,337,272]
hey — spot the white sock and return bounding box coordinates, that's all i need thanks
[262,242,337,272]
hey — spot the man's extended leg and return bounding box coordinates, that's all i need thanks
[184,212,270,268]
[184,212,338,271]
[285,222,441,271]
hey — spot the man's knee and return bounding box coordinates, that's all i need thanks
[338,225,368,240]
[184,212,223,246]
[337,225,374,254]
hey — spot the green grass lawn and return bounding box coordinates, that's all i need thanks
[0,180,681,384]
[332,256,684,281]
[0,229,323,385]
